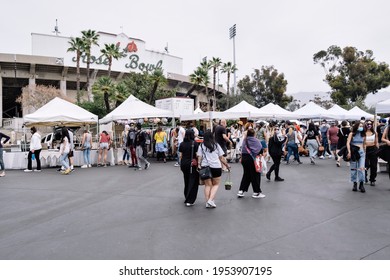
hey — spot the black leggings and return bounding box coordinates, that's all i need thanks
[268,154,282,178]
[239,154,261,193]
[365,146,378,182]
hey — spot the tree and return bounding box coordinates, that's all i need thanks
[114,81,130,108]
[92,76,115,113]
[187,67,206,96]
[81,30,100,99]
[209,57,222,111]
[100,43,122,77]
[198,63,211,110]
[310,94,334,109]
[148,68,167,104]
[221,62,237,108]
[237,66,291,108]
[67,37,85,103]
[122,71,174,105]
[16,85,72,114]
[313,45,390,105]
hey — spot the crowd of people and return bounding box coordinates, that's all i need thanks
[1,116,389,210]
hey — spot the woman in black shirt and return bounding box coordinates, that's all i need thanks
[336,121,351,167]
[179,129,199,206]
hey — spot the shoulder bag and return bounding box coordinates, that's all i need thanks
[245,138,262,173]
[199,144,212,180]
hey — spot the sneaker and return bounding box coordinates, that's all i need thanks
[310,157,315,165]
[70,168,75,172]
[206,203,211,208]
[298,161,303,164]
[252,192,266,198]
[88,164,92,168]
[185,203,194,207]
[237,190,245,197]
[34,169,42,172]
[207,200,216,208]
[370,181,375,186]
[275,177,285,182]
[81,165,88,168]
[57,167,64,171]
[0,173,5,177]
[328,155,333,159]
[145,162,150,170]
[62,169,71,175]
[266,173,271,181]
[336,161,340,167]
[174,163,180,167]
[136,167,142,171]
[24,169,33,172]
[319,155,324,159]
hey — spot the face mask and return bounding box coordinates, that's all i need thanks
[358,127,363,132]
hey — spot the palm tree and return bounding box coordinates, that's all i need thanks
[114,82,129,108]
[67,37,84,103]
[81,30,100,99]
[148,68,166,104]
[209,57,222,111]
[221,62,238,108]
[100,43,122,77]
[92,76,115,113]
[187,67,207,97]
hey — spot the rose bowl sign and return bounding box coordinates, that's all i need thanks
[31,32,183,75]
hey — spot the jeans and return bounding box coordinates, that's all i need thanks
[350,149,365,183]
[136,145,149,167]
[286,142,299,162]
[122,148,130,161]
[83,148,91,165]
[0,148,4,171]
[307,139,319,158]
[60,152,70,169]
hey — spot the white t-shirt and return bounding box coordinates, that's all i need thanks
[197,143,224,168]
[68,130,74,150]
[177,126,185,144]
[30,132,42,150]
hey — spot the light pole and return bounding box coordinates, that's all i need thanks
[229,24,237,96]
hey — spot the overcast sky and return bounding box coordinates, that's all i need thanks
[1,0,389,94]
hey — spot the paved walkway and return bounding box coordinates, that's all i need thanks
[0,157,389,259]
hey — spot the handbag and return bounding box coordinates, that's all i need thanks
[191,141,198,167]
[245,138,262,173]
[199,166,212,180]
[199,144,212,180]
[318,145,325,152]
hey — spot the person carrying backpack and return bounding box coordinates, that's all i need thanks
[134,123,150,171]
[126,124,138,167]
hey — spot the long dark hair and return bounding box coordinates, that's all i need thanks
[308,122,316,132]
[202,129,216,152]
[183,129,195,142]
[351,122,366,137]
[61,127,70,143]
[365,121,375,134]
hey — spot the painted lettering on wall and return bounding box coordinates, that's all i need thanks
[72,54,163,72]
[125,55,163,71]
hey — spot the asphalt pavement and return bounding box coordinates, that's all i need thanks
[0,156,389,260]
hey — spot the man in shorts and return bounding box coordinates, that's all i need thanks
[327,121,339,160]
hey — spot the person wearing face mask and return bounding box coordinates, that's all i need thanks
[266,126,285,181]
[346,122,366,192]
[364,121,379,186]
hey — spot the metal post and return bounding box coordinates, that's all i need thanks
[229,24,237,96]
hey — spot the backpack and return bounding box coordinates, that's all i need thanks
[127,130,136,146]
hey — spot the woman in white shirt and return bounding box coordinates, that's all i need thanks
[24,126,42,172]
[59,127,71,175]
[197,130,230,208]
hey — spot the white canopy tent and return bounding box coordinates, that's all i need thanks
[100,95,174,124]
[23,97,98,127]
[326,104,350,120]
[252,103,296,119]
[347,106,375,120]
[292,102,337,119]
[194,107,204,114]
[376,98,390,114]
